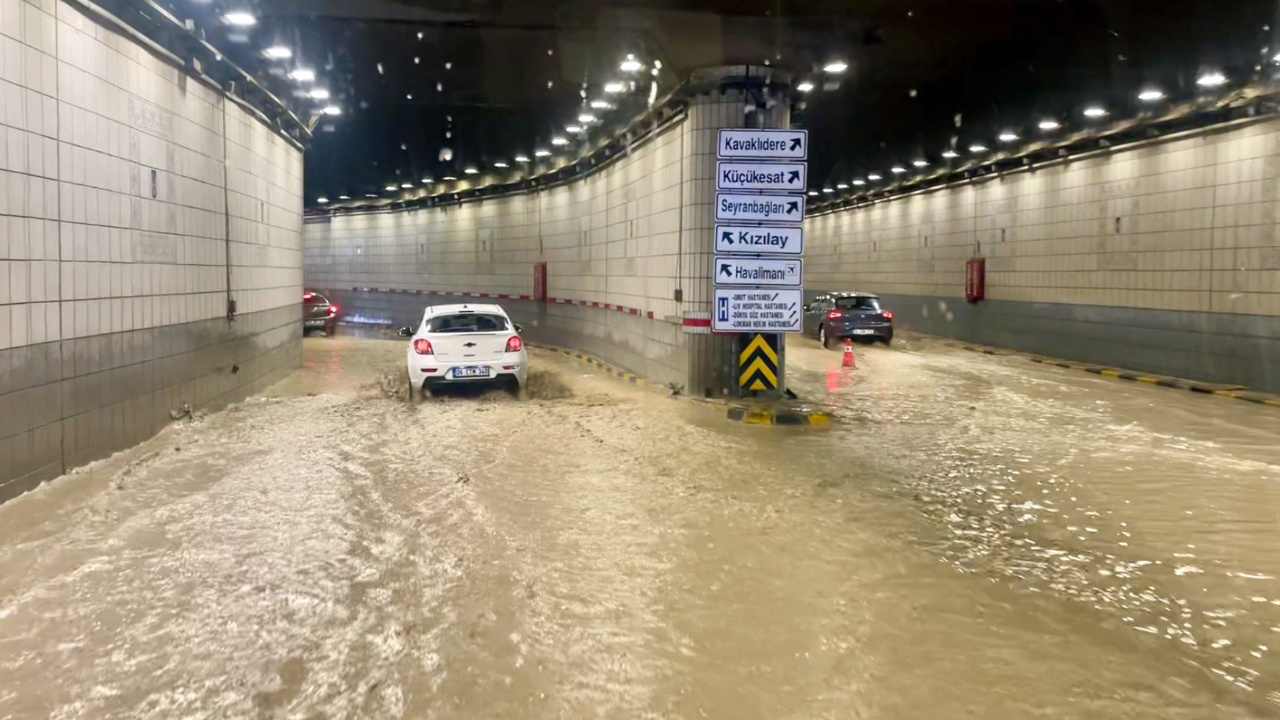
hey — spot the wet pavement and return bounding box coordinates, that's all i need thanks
[1,332,1279,719]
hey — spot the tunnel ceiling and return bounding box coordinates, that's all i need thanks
[169,0,1275,204]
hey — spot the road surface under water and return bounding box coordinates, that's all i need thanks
[1,332,1278,719]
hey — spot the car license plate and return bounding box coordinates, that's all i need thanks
[852,328,874,335]
[453,366,490,378]
[304,319,324,327]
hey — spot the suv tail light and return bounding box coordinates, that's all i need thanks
[505,335,524,352]
[412,338,433,355]
[826,309,842,319]
[882,310,894,321]
[327,305,338,315]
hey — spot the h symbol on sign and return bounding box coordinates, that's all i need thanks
[717,297,729,322]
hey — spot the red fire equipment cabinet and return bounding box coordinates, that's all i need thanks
[965,258,985,303]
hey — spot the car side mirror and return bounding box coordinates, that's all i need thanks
[397,326,413,337]
[514,323,524,333]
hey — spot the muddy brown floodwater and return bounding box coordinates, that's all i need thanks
[1,332,1279,719]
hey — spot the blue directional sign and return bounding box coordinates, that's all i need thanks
[714,224,803,255]
[717,129,808,160]
[714,192,805,223]
[716,161,807,192]
[715,256,802,288]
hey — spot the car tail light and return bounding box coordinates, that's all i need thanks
[826,310,842,319]
[505,336,524,352]
[303,292,314,301]
[882,310,894,321]
[327,305,338,315]
[412,338,433,354]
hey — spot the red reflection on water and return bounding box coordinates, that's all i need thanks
[826,368,855,392]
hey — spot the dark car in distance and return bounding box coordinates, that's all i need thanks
[802,292,894,346]
[303,290,338,336]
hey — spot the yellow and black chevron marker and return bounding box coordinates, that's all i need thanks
[739,333,779,392]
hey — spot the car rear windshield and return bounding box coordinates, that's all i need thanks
[426,313,509,333]
[303,292,328,304]
[835,296,881,311]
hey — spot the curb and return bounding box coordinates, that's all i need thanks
[952,342,1280,408]
[726,405,831,426]
[529,344,832,425]
[530,344,650,388]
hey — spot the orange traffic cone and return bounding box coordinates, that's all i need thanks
[842,339,857,369]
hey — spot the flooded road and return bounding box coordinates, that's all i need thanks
[1,333,1279,719]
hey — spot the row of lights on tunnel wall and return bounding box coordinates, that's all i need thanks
[806,68,1238,199]
[217,10,344,119]
[313,54,662,205]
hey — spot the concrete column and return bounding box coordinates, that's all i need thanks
[681,66,793,398]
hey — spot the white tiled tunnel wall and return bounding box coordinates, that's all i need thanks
[806,119,1280,315]
[305,118,690,384]
[0,0,304,500]
[804,117,1280,390]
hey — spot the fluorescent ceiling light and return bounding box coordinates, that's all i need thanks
[604,82,625,93]
[1196,71,1226,87]
[620,57,642,72]
[223,11,255,26]
[890,166,906,173]
[1082,106,1108,118]
[823,61,848,73]
[578,113,596,123]
[321,105,341,115]
[316,197,328,203]
[384,185,397,191]
[263,46,291,59]
[836,183,849,189]
[852,179,866,186]
[534,149,551,157]
[998,131,1019,142]
[400,182,413,188]
[1137,88,1165,102]
[308,88,330,100]
[494,161,508,168]
[421,178,433,184]
[867,173,882,180]
[338,195,350,200]
[590,100,610,109]
[941,150,958,158]
[288,68,315,82]
[442,176,457,181]
[797,81,814,92]
[912,159,928,167]
[551,137,568,146]
[1038,119,1061,130]
[464,167,479,175]
[514,155,530,163]
[969,144,988,153]
[565,125,582,133]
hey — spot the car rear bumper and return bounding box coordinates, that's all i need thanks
[407,357,528,387]
[829,322,892,340]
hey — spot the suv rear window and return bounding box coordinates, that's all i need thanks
[303,291,328,304]
[835,296,880,311]
[426,313,509,333]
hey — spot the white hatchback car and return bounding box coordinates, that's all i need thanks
[399,304,528,398]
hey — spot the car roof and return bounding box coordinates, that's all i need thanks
[422,303,508,318]
[817,291,880,298]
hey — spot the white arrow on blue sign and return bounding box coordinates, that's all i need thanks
[715,192,805,223]
[716,161,806,192]
[717,129,808,160]
[714,225,803,255]
[715,256,803,288]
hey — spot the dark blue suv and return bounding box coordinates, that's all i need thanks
[802,292,894,346]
